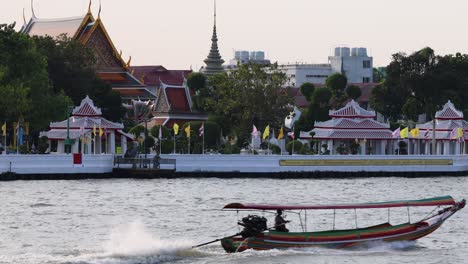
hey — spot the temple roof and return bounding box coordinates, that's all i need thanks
[22,16,86,38]
[435,100,463,120]
[72,96,102,116]
[49,96,123,130]
[329,100,375,118]
[131,66,192,87]
[315,118,390,130]
[312,100,391,139]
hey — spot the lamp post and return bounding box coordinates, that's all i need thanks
[64,106,73,154]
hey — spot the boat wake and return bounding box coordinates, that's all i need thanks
[57,221,207,264]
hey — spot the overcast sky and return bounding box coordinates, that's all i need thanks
[2,0,468,70]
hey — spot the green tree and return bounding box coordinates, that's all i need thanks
[33,35,125,122]
[0,23,71,135]
[300,82,315,102]
[201,64,292,146]
[326,73,348,109]
[311,87,332,107]
[187,72,207,91]
[346,85,362,100]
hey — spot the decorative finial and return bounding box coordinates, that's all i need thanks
[98,0,102,19]
[141,73,146,84]
[88,0,92,14]
[31,0,36,19]
[214,0,217,26]
[126,56,132,67]
[119,50,122,57]
[23,8,27,25]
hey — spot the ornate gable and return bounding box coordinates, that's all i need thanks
[435,100,463,120]
[329,100,375,118]
[72,95,102,116]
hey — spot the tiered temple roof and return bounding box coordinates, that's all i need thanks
[42,96,133,140]
[416,101,468,140]
[312,100,392,140]
[21,5,152,100]
[201,1,224,76]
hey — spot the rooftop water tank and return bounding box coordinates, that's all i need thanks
[234,51,242,60]
[250,51,265,61]
[341,47,350,57]
[240,51,249,62]
[358,47,367,57]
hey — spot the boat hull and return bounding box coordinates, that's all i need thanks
[222,221,443,252]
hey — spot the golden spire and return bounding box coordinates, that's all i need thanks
[119,50,123,57]
[97,0,102,19]
[126,56,132,68]
[87,0,92,14]
[23,8,27,25]
[31,0,36,19]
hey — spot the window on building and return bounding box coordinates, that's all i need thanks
[363,60,371,68]
[306,74,328,78]
[363,77,370,83]
[290,74,296,77]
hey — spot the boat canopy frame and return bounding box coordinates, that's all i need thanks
[223,196,456,232]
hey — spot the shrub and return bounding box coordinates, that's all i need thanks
[286,140,303,154]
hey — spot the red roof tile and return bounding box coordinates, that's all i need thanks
[165,88,190,112]
[131,66,191,86]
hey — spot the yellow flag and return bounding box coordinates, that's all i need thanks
[185,124,191,138]
[1,122,5,136]
[173,123,179,135]
[262,125,270,140]
[400,127,409,139]
[278,126,284,140]
[99,126,103,137]
[93,124,97,136]
[410,128,419,138]
[457,128,463,138]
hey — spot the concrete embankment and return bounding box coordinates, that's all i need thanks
[2,154,468,180]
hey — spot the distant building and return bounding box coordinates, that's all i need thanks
[280,47,373,87]
[226,50,271,69]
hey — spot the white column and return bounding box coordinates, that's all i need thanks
[443,141,450,155]
[57,140,65,153]
[436,141,442,155]
[109,131,116,154]
[380,140,386,155]
[121,135,127,155]
[328,140,334,155]
[455,141,461,155]
[425,141,430,155]
[361,142,366,155]
[72,139,79,153]
[415,140,420,155]
[86,137,92,154]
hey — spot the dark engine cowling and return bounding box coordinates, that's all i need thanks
[238,215,267,238]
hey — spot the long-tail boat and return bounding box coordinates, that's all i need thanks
[218,196,465,253]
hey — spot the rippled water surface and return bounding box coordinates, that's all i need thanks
[1,177,467,264]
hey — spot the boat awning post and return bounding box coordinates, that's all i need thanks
[305,210,307,232]
[333,209,336,230]
[407,206,411,223]
[354,208,358,228]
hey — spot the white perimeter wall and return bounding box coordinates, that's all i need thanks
[160,154,468,173]
[0,154,114,174]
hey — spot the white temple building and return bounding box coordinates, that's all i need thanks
[311,100,393,155]
[415,101,467,155]
[41,96,134,154]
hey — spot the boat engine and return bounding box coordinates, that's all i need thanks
[238,215,267,238]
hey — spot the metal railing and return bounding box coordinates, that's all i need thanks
[114,156,176,171]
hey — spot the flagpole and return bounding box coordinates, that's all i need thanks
[292,124,295,155]
[203,130,205,155]
[173,133,176,154]
[3,121,6,155]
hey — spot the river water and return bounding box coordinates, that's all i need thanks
[0,177,467,264]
